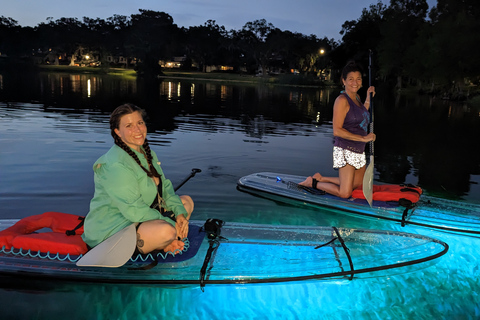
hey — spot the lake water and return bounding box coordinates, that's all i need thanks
[1,71,480,319]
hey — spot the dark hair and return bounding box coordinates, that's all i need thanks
[341,60,363,80]
[110,103,160,178]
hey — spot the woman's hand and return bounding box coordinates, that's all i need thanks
[364,132,376,142]
[175,214,189,239]
[366,86,375,97]
[365,86,375,108]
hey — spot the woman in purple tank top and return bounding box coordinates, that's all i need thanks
[300,61,376,198]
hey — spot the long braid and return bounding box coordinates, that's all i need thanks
[142,138,161,178]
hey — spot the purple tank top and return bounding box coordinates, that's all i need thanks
[333,93,370,154]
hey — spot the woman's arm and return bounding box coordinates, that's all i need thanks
[363,86,376,110]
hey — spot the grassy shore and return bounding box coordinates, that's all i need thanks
[37,65,138,79]
[8,64,479,103]
[36,65,331,87]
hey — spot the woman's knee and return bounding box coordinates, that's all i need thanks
[338,189,353,199]
[161,223,177,240]
[138,220,177,242]
[180,195,194,215]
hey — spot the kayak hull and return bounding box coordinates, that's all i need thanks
[0,218,447,286]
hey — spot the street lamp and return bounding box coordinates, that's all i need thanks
[318,49,327,81]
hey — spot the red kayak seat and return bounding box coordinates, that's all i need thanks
[352,184,423,204]
[0,211,88,255]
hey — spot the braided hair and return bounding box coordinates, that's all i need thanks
[110,103,161,178]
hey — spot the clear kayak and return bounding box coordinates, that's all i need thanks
[237,172,480,237]
[0,217,447,287]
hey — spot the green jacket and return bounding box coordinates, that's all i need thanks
[82,144,187,248]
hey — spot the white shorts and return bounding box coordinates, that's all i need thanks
[333,146,366,170]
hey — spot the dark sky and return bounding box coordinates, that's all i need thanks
[1,0,437,41]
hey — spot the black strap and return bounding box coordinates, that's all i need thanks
[400,183,419,188]
[400,187,421,195]
[199,219,225,290]
[157,174,163,198]
[314,237,338,249]
[65,216,85,236]
[156,174,164,214]
[400,206,416,227]
[199,239,220,290]
[332,227,355,280]
[398,198,414,208]
[287,181,326,195]
[128,250,164,271]
[150,175,178,221]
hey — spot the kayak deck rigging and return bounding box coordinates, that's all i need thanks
[0,216,449,286]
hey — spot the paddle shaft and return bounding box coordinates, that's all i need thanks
[368,50,374,156]
[362,50,375,206]
[174,168,202,191]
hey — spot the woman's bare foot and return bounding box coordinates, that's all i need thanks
[163,239,185,254]
[312,173,323,181]
[299,176,313,187]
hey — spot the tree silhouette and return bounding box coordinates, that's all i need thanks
[0,2,479,98]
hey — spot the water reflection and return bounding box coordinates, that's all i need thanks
[1,71,480,320]
[0,71,479,202]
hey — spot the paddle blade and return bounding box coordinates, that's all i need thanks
[363,155,374,207]
[76,224,137,268]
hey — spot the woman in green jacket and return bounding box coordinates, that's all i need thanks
[82,104,194,255]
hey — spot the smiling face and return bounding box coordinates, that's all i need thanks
[342,71,363,93]
[114,111,147,152]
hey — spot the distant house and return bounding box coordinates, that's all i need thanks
[160,56,187,69]
[205,65,234,73]
[30,48,66,65]
[105,55,137,68]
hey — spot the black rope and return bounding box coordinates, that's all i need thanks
[314,237,338,249]
[332,227,355,280]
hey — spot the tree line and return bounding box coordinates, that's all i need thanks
[0,0,478,97]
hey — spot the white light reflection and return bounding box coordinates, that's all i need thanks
[87,79,91,97]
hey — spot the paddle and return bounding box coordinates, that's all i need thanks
[362,50,374,207]
[76,168,202,268]
[76,223,137,267]
[174,168,202,191]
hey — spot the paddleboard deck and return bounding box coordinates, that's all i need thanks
[0,218,447,286]
[237,172,480,236]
